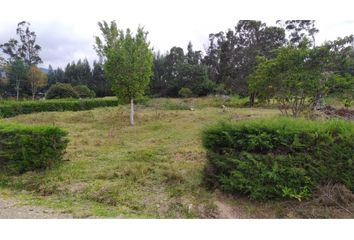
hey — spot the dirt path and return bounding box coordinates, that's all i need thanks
[0,198,72,219]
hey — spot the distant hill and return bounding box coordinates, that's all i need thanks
[40,67,49,74]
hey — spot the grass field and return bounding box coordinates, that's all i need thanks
[0,97,352,218]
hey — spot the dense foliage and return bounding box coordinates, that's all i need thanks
[46,83,79,99]
[95,20,153,125]
[46,60,112,98]
[0,122,68,174]
[248,44,325,117]
[73,85,96,98]
[0,98,118,118]
[202,118,354,200]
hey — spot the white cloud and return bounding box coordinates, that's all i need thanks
[0,0,354,69]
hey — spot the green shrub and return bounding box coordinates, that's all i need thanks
[73,85,96,98]
[0,122,68,174]
[0,98,118,118]
[193,80,216,96]
[46,83,79,99]
[202,118,354,200]
[178,88,193,98]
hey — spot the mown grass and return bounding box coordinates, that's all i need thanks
[0,97,351,218]
[0,97,279,218]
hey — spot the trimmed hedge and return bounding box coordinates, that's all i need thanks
[0,98,118,118]
[202,118,354,200]
[0,123,68,174]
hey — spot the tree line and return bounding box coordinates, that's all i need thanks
[1,20,354,115]
[47,59,112,97]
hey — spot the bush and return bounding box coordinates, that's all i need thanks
[0,122,68,174]
[192,80,216,96]
[202,118,354,200]
[178,87,193,98]
[73,85,96,98]
[46,83,79,99]
[0,98,119,118]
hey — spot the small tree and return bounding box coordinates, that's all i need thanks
[7,59,27,100]
[95,21,153,126]
[28,65,47,99]
[248,45,324,117]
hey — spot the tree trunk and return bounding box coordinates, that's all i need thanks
[16,84,19,101]
[130,98,134,126]
[32,84,35,100]
[249,92,256,107]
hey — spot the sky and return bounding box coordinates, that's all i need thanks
[1,0,354,69]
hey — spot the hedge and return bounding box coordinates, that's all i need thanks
[0,98,118,118]
[202,118,354,200]
[0,122,68,174]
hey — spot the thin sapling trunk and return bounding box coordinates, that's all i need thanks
[130,97,134,126]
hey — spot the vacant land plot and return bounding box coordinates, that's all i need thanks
[0,98,353,218]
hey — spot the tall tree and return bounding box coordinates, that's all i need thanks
[204,20,286,98]
[0,21,42,99]
[64,61,77,84]
[0,21,42,65]
[54,67,65,83]
[95,21,153,126]
[186,41,202,65]
[47,65,55,86]
[90,60,112,97]
[277,20,319,47]
[150,52,168,96]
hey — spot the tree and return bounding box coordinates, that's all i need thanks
[0,21,42,66]
[277,20,319,47]
[64,61,77,84]
[53,67,65,84]
[28,65,47,99]
[151,45,211,97]
[150,52,168,96]
[47,65,55,86]
[95,21,153,126]
[0,21,42,99]
[327,73,354,108]
[91,60,112,97]
[7,59,28,100]
[186,41,202,65]
[248,45,325,117]
[203,20,285,98]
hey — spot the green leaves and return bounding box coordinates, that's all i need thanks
[0,122,68,174]
[202,118,354,200]
[248,45,327,117]
[95,21,153,103]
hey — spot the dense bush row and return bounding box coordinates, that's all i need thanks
[0,122,68,174]
[45,83,96,99]
[202,118,354,200]
[0,98,118,118]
